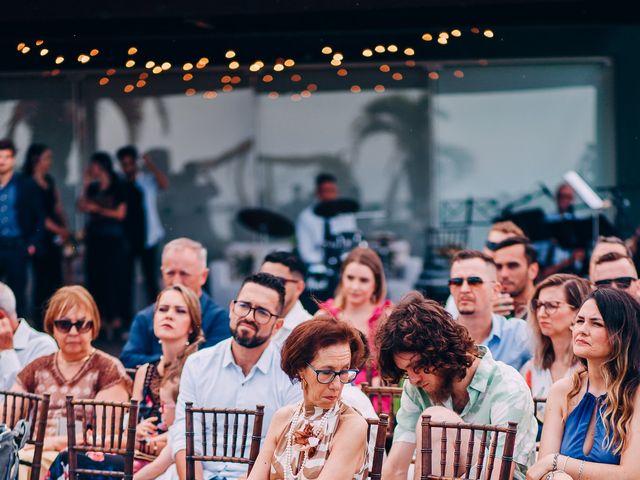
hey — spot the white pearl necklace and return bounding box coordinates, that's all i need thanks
[284,402,333,480]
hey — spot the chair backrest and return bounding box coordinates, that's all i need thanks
[185,403,265,479]
[420,415,518,480]
[65,396,139,480]
[533,397,547,422]
[360,383,403,437]
[0,390,50,480]
[367,413,388,480]
[124,368,138,381]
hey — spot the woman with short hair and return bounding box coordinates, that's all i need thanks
[248,317,370,480]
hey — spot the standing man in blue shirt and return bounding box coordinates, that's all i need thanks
[0,139,44,315]
[120,237,229,367]
[449,249,532,370]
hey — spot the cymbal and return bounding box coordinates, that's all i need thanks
[237,208,294,238]
[313,198,360,218]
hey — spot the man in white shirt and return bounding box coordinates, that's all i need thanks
[0,282,57,390]
[295,173,357,266]
[172,272,302,480]
[259,251,312,349]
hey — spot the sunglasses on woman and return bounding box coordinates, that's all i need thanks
[53,319,94,333]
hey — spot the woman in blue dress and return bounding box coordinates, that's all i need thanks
[527,288,640,480]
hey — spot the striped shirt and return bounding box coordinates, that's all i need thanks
[393,346,537,479]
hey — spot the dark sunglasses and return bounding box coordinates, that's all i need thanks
[53,319,94,333]
[485,241,500,251]
[594,277,636,290]
[449,276,485,287]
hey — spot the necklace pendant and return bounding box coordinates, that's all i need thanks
[307,436,319,447]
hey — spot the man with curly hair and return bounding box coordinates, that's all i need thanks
[377,291,537,480]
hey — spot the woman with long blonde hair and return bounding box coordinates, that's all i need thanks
[520,274,591,403]
[527,288,640,480]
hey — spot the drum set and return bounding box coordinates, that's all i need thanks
[236,197,368,300]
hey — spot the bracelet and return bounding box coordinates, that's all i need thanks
[552,453,559,471]
[578,459,585,480]
[545,473,555,480]
[561,455,569,472]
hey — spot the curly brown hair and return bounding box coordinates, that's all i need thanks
[281,316,367,381]
[376,291,478,384]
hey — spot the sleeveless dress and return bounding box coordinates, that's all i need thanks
[270,401,369,480]
[560,383,621,465]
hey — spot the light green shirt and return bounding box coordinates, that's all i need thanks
[393,346,537,479]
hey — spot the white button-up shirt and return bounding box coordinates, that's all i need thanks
[295,204,357,265]
[0,319,58,390]
[171,338,302,479]
[271,301,312,350]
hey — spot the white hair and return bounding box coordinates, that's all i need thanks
[0,282,17,319]
[162,237,207,268]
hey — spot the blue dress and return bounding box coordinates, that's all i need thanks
[560,386,621,465]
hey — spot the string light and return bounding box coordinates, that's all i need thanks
[379,65,390,73]
[451,29,462,37]
[268,91,279,99]
[21,46,31,54]
[374,45,385,53]
[128,47,138,55]
[273,63,284,72]
[422,33,433,41]
[225,50,236,59]
[126,60,135,68]
[362,49,373,57]
[337,68,348,77]
[152,66,162,74]
[183,63,193,71]
[222,84,233,92]
[136,80,147,87]
[35,40,44,46]
[454,70,464,78]
[428,71,439,80]
[90,49,99,56]
[321,46,332,54]
[185,88,196,96]
[40,49,49,56]
[145,61,155,68]
[350,85,361,93]
[404,48,415,56]
[374,84,385,92]
[161,62,171,70]
[17,42,26,51]
[229,61,240,70]
[484,29,494,38]
[291,74,302,82]
[387,45,398,52]
[55,56,64,64]
[392,72,403,81]
[183,73,193,81]
[124,84,135,93]
[204,91,217,99]
[284,59,295,67]
[99,77,109,85]
[263,74,273,83]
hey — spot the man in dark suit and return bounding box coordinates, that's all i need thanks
[120,237,230,367]
[0,139,44,315]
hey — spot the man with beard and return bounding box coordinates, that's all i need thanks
[492,236,539,319]
[378,291,537,480]
[450,250,531,370]
[171,272,302,480]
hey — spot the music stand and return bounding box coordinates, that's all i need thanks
[563,171,610,249]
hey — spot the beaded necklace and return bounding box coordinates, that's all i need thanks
[284,401,338,480]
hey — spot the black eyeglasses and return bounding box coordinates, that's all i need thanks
[531,300,573,315]
[448,276,485,287]
[53,319,94,334]
[306,362,359,384]
[232,300,279,324]
[594,277,636,290]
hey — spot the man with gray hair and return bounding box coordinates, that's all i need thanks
[120,237,229,367]
[0,282,57,390]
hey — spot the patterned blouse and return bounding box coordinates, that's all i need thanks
[270,400,368,480]
[16,350,133,438]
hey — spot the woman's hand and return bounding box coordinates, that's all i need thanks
[136,417,158,442]
[525,453,555,480]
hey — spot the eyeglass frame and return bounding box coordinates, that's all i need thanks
[305,362,359,384]
[531,299,575,315]
[53,319,94,334]
[594,276,637,290]
[232,300,280,324]
[448,276,489,287]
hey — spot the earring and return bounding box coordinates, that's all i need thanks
[186,340,190,346]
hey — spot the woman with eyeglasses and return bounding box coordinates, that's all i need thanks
[317,247,392,386]
[248,317,370,480]
[11,285,131,477]
[526,288,640,480]
[520,275,592,417]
